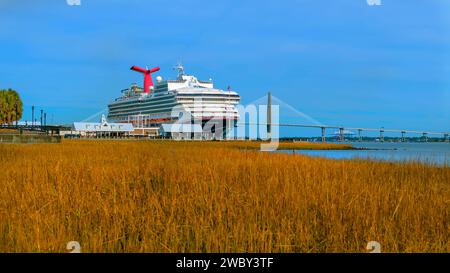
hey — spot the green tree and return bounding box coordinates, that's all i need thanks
[0,89,23,125]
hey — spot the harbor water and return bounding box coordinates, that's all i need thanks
[280,142,450,166]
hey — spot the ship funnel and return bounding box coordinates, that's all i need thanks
[130,65,161,94]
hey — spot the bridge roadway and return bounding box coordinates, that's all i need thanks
[239,123,450,142]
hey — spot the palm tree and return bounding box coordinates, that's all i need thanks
[0,89,23,126]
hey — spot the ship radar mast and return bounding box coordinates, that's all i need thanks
[174,63,186,80]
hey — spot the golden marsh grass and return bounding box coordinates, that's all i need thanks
[0,140,448,252]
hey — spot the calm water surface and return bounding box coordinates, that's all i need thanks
[280,142,450,166]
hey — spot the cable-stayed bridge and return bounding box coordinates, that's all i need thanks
[240,93,449,143]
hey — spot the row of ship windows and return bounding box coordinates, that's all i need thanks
[110,107,238,117]
[112,94,175,106]
[108,106,182,116]
[110,101,239,112]
[109,103,235,112]
[110,107,237,115]
[110,97,238,109]
[178,98,239,102]
[181,95,239,97]
[109,108,238,118]
[109,100,177,111]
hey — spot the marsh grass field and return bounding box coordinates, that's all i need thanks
[0,140,449,253]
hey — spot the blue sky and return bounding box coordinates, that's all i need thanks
[0,0,449,136]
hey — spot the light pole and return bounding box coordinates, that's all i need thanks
[40,109,43,129]
[32,106,35,127]
[15,101,18,128]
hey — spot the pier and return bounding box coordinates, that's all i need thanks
[0,124,71,135]
[0,124,69,143]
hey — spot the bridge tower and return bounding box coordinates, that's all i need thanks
[339,127,344,142]
[358,129,363,142]
[422,132,428,142]
[321,127,326,143]
[401,131,406,142]
[445,133,449,143]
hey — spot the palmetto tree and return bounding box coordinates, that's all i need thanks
[0,89,23,125]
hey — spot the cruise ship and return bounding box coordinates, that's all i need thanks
[107,64,240,137]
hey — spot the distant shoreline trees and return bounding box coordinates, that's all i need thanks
[0,89,23,125]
